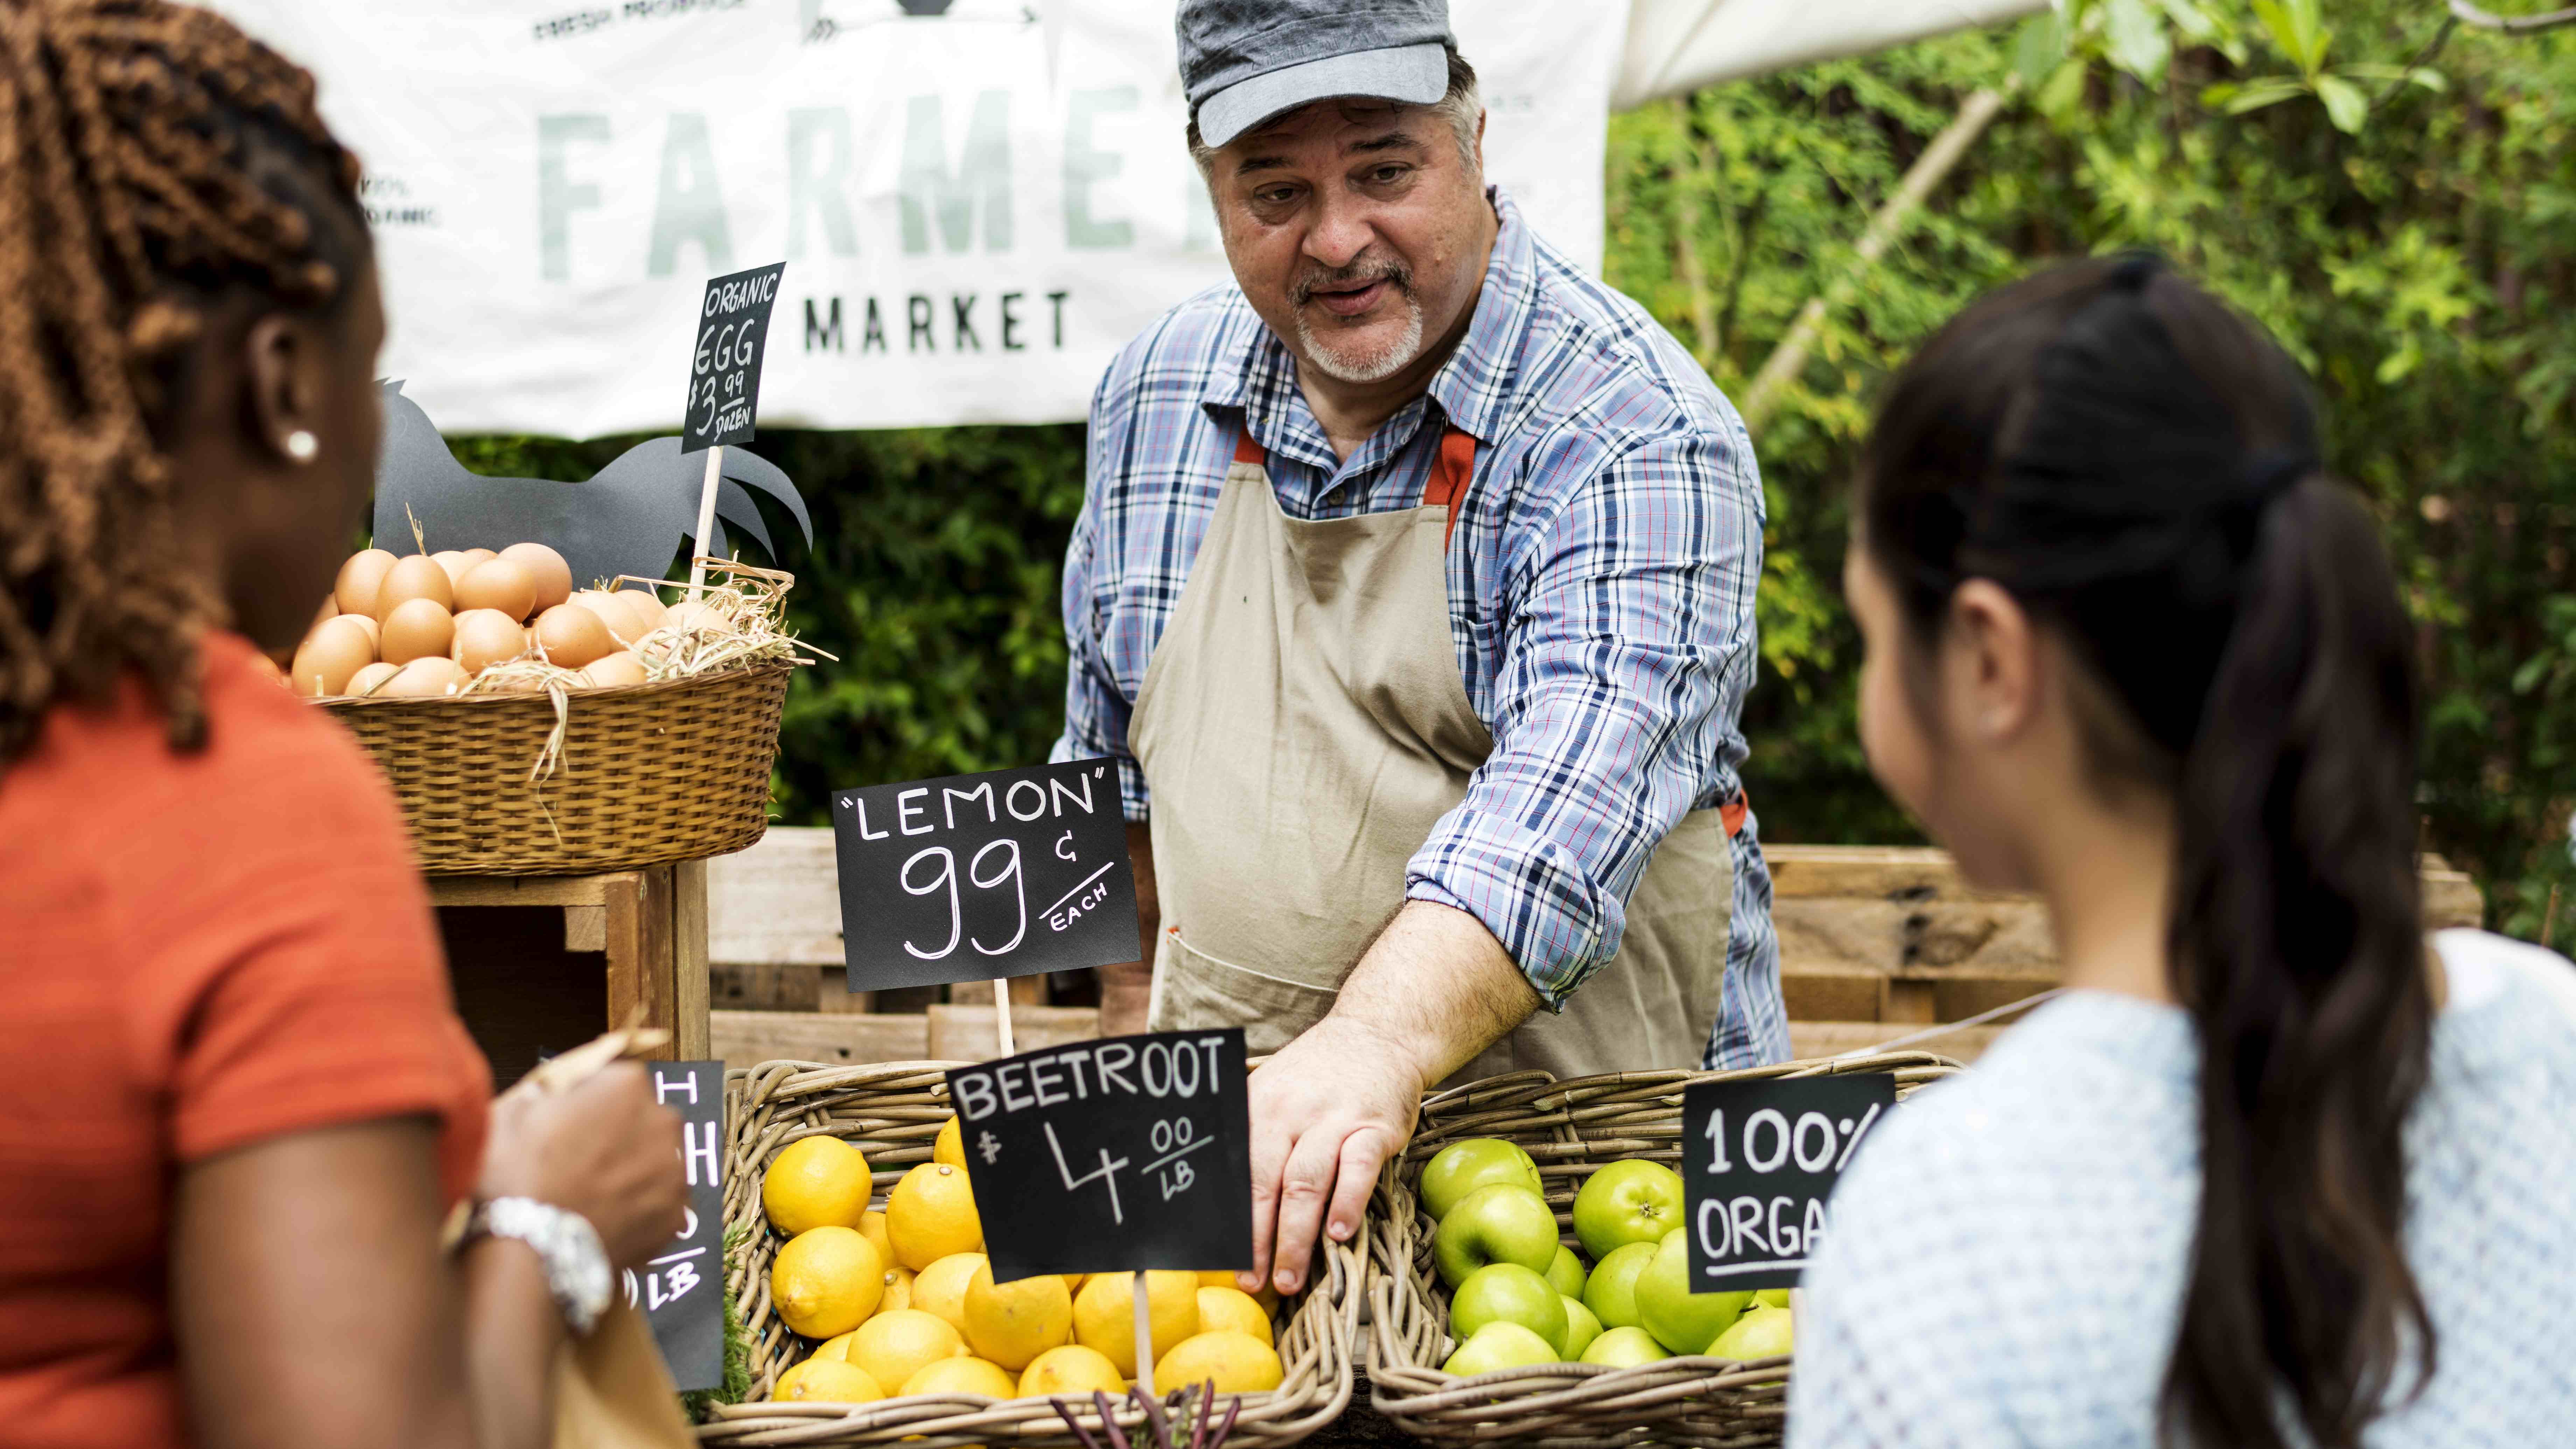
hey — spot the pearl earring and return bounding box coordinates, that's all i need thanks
[284,430,319,463]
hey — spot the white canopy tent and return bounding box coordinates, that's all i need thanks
[209,0,2043,435]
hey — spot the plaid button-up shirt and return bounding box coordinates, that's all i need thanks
[1054,188,1788,1069]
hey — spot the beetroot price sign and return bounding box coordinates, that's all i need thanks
[831,759,1137,992]
[947,1029,1250,1282]
[1680,1073,1896,1290]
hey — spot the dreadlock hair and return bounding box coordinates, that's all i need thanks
[0,0,368,766]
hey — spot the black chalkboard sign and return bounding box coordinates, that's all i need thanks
[947,1029,1252,1282]
[682,262,786,453]
[1681,1073,1896,1290]
[832,759,1138,993]
[629,1060,725,1390]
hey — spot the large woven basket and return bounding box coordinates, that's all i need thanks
[1368,1053,1964,1448]
[701,1060,1360,1448]
[320,662,790,874]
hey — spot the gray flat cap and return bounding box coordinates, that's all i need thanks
[1178,0,1454,150]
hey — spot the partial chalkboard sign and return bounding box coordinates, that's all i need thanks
[948,1029,1251,1282]
[630,1061,725,1390]
[832,759,1138,993]
[1681,1072,1897,1291]
[682,262,786,453]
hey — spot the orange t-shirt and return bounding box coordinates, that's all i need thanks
[0,631,491,1447]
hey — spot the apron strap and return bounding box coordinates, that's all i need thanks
[1230,424,1478,547]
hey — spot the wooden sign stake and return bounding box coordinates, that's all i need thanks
[688,444,723,591]
[1131,1269,1155,1395]
[992,978,1017,1058]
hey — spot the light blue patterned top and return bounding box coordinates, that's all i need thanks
[1791,929,2576,1447]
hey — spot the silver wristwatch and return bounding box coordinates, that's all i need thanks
[464,1196,614,1335]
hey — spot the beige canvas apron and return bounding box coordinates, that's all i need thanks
[1128,426,1734,1083]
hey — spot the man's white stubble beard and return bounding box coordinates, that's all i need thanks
[1294,292,1427,385]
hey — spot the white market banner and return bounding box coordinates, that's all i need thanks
[209,0,1629,438]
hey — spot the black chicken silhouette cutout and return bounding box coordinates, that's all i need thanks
[371,381,814,589]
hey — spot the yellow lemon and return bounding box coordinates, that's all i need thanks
[1194,1286,1274,1346]
[877,1265,917,1316]
[887,1162,983,1270]
[900,1355,1017,1399]
[963,1264,1074,1370]
[1198,1269,1280,1314]
[858,1209,894,1265]
[763,1137,874,1237]
[770,1227,884,1338]
[1072,1270,1200,1378]
[1062,1274,1088,1296]
[911,1252,988,1333]
[1019,1343,1127,1400]
[1155,1330,1283,1395]
[775,1357,884,1402]
[846,1309,966,1395]
[934,1116,967,1169]
[812,1330,857,1362]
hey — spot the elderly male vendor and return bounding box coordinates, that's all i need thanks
[1052,0,1785,1296]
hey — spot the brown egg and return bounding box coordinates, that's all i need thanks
[338,613,381,652]
[531,603,614,668]
[288,616,374,697]
[613,588,668,636]
[379,656,469,698]
[311,595,336,630]
[451,609,531,675]
[380,597,456,665]
[250,652,290,690]
[462,548,498,568]
[344,661,401,698]
[499,542,573,613]
[374,554,454,620]
[431,550,477,586]
[659,599,720,635]
[581,651,648,688]
[455,558,539,621]
[335,549,398,616]
[569,589,646,646]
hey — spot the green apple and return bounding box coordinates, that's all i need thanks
[1558,1295,1602,1359]
[1544,1244,1587,1299]
[1420,1138,1544,1221]
[1581,1240,1658,1329]
[1635,1230,1754,1354]
[1578,1325,1673,1368]
[1433,1184,1561,1288]
[1570,1159,1686,1260]
[1707,1305,1794,1361]
[1442,1321,1559,1377]
[1753,1288,1791,1310]
[1450,1263,1568,1357]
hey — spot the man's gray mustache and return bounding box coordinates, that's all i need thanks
[1294,261,1412,307]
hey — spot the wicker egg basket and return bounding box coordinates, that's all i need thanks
[321,660,791,875]
[700,1060,1361,1449]
[1367,1053,1963,1448]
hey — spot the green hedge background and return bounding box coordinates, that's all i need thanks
[465,1,2576,939]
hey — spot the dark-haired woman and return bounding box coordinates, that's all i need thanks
[1787,256,2576,1448]
[0,5,684,1448]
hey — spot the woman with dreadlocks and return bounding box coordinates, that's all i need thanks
[0,4,686,1446]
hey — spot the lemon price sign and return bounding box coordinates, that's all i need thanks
[944,1028,1251,1283]
[1679,1073,1897,1291]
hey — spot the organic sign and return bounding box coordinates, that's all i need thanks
[683,262,786,453]
[631,1061,725,1390]
[831,759,1138,993]
[1681,1073,1897,1290]
[947,1029,1251,1282]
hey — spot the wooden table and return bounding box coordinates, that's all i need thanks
[430,860,710,1083]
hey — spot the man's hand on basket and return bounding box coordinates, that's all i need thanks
[1246,901,1540,1296]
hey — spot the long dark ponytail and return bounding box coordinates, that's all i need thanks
[1858,255,2434,1449]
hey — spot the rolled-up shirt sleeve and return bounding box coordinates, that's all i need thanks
[1050,377,1152,822]
[1404,423,1761,1005]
